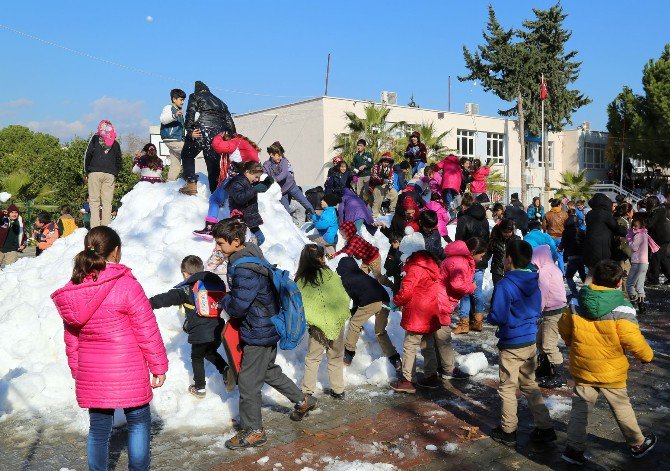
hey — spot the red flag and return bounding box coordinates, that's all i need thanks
[540,76,548,101]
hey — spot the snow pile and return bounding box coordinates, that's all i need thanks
[0,177,407,431]
[544,394,572,418]
[321,459,398,471]
[456,352,488,376]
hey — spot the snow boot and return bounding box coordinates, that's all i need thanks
[388,353,402,372]
[417,375,441,389]
[329,390,346,400]
[535,352,552,379]
[389,377,416,394]
[290,394,318,421]
[561,446,587,465]
[471,313,484,332]
[490,426,517,447]
[452,317,470,335]
[530,427,557,443]
[179,181,198,196]
[539,364,566,389]
[638,298,647,316]
[443,368,470,380]
[193,217,218,240]
[224,429,267,450]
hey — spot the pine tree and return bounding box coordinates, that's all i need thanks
[640,44,670,165]
[605,86,644,164]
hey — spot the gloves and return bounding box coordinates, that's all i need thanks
[262,176,274,187]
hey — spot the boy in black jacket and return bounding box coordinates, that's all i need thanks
[336,257,401,370]
[384,233,403,295]
[419,210,445,262]
[149,255,234,398]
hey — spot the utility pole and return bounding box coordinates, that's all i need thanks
[324,53,331,96]
[448,75,451,112]
[620,110,625,189]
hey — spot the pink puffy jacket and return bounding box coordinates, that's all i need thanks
[531,245,567,312]
[425,201,450,237]
[436,154,462,192]
[469,166,490,193]
[51,264,168,409]
[440,241,476,321]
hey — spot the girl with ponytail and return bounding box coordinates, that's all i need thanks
[51,226,168,470]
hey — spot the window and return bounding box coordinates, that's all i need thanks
[457,129,475,157]
[538,141,554,168]
[486,132,504,164]
[583,142,605,169]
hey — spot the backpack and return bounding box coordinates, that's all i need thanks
[192,278,226,318]
[229,256,306,350]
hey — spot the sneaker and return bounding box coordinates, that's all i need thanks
[389,378,416,394]
[417,375,441,389]
[222,366,237,393]
[188,385,206,398]
[343,349,355,366]
[388,354,402,371]
[561,446,586,465]
[443,368,469,380]
[289,394,318,421]
[490,426,517,447]
[224,429,267,450]
[193,223,214,240]
[630,433,657,459]
[329,390,346,400]
[530,427,557,443]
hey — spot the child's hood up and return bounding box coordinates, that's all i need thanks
[336,256,363,277]
[531,244,555,270]
[51,264,130,328]
[504,269,539,297]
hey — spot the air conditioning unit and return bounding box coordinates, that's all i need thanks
[581,121,591,131]
[381,91,397,105]
[465,103,479,115]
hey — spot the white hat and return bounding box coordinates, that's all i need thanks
[399,227,425,263]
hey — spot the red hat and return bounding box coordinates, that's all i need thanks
[6,204,19,213]
[380,152,394,163]
[402,197,419,212]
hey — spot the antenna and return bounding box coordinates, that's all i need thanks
[325,53,331,96]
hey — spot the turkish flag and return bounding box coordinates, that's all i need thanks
[540,77,548,101]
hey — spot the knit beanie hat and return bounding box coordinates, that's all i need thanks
[322,194,341,207]
[195,81,209,93]
[402,196,419,213]
[410,131,421,141]
[399,227,425,262]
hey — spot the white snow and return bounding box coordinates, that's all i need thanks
[442,442,458,453]
[456,352,488,376]
[257,456,270,465]
[323,460,398,471]
[544,394,573,417]
[0,192,11,203]
[425,444,438,451]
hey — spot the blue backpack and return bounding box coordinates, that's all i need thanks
[229,256,306,350]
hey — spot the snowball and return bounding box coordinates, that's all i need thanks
[257,456,270,465]
[425,444,438,451]
[456,352,488,376]
[442,442,458,453]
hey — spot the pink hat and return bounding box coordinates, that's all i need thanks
[97,120,116,147]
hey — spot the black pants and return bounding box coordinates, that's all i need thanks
[191,340,228,389]
[647,243,670,283]
[181,126,223,192]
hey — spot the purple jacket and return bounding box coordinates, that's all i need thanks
[339,188,374,226]
[263,157,296,194]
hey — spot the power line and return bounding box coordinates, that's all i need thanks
[0,24,316,100]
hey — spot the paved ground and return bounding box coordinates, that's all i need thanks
[2,287,669,470]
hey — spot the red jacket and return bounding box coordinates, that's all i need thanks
[370,163,394,189]
[469,166,490,193]
[212,134,260,186]
[439,241,476,324]
[436,154,462,192]
[393,251,443,334]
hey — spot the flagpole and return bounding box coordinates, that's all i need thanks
[541,73,547,193]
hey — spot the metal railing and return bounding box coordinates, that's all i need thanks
[592,181,642,204]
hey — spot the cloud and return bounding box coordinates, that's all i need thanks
[25,96,151,141]
[146,15,154,23]
[4,98,33,109]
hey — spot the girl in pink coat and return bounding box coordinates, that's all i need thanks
[425,194,450,240]
[436,154,462,207]
[469,159,491,196]
[51,227,168,471]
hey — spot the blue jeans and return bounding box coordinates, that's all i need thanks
[458,269,485,318]
[553,237,565,273]
[443,189,458,207]
[565,256,586,296]
[207,177,231,220]
[88,404,151,471]
[412,162,426,177]
[280,185,314,215]
[251,227,265,246]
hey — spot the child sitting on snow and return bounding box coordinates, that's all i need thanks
[336,256,400,370]
[308,194,340,255]
[149,255,235,397]
[559,260,655,464]
[295,244,351,400]
[329,221,382,282]
[132,143,164,183]
[532,244,568,389]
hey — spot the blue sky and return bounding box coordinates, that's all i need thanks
[1,0,668,141]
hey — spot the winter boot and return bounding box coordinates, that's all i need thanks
[561,446,587,465]
[539,364,566,389]
[224,429,267,450]
[343,349,356,366]
[530,426,557,443]
[417,374,441,389]
[388,353,402,372]
[179,181,198,196]
[193,217,218,240]
[638,298,647,316]
[490,426,517,447]
[389,377,417,394]
[289,394,319,421]
[471,313,484,332]
[535,352,552,379]
[452,317,470,335]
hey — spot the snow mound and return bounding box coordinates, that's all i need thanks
[0,177,404,431]
[456,352,488,376]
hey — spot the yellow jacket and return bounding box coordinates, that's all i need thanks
[558,285,653,388]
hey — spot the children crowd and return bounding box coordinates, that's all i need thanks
[30,83,662,468]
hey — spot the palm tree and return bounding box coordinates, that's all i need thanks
[412,122,453,162]
[1,170,56,222]
[557,169,596,200]
[486,167,507,201]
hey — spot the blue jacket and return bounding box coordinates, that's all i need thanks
[575,207,586,231]
[222,244,280,346]
[524,229,558,261]
[312,206,338,244]
[487,270,541,348]
[160,104,185,141]
[527,205,545,221]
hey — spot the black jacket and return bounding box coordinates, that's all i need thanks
[324,169,353,197]
[504,205,529,235]
[184,90,236,135]
[455,204,490,269]
[149,272,224,344]
[646,205,670,244]
[560,215,585,259]
[336,257,389,311]
[486,231,520,279]
[422,229,445,262]
[227,174,273,229]
[384,246,403,278]
[611,216,631,261]
[583,193,627,268]
[84,136,123,176]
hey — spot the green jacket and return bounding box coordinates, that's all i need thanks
[352,151,374,177]
[298,269,351,341]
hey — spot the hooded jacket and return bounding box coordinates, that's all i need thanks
[425,201,450,237]
[560,214,585,258]
[645,204,670,245]
[298,269,351,341]
[325,167,353,197]
[628,227,649,264]
[455,204,490,270]
[222,244,280,346]
[227,174,264,229]
[469,165,490,194]
[559,286,653,388]
[149,271,225,344]
[393,251,444,333]
[312,206,339,245]
[337,257,389,311]
[263,157,297,194]
[440,241,476,323]
[532,245,567,313]
[487,269,542,348]
[0,205,27,252]
[404,132,427,167]
[184,83,236,134]
[338,188,374,226]
[436,155,462,192]
[51,264,168,409]
[584,193,627,268]
[212,135,260,163]
[524,229,558,262]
